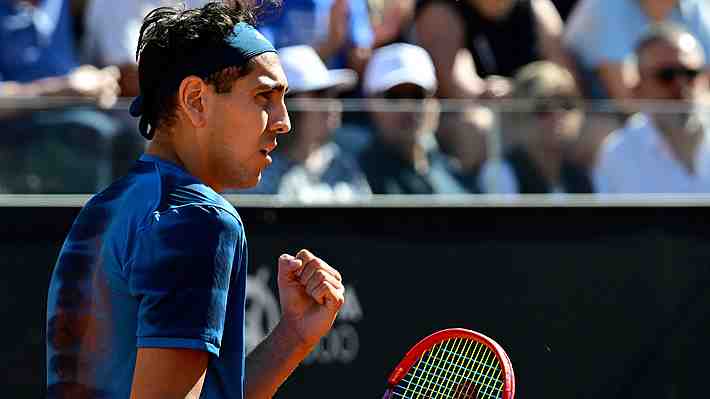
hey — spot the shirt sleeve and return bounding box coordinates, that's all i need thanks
[563,0,633,67]
[128,205,244,356]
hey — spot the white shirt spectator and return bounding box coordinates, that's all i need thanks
[594,113,710,193]
[563,0,710,97]
[82,0,210,67]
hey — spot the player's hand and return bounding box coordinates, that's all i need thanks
[276,249,345,348]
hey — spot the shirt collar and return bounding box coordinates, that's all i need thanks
[637,112,710,164]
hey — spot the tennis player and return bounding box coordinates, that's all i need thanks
[46,2,344,398]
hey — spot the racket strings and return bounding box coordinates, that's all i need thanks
[393,337,505,399]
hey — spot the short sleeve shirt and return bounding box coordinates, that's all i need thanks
[46,154,248,398]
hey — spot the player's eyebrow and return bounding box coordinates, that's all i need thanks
[255,80,288,95]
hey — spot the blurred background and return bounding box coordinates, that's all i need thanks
[2,0,710,397]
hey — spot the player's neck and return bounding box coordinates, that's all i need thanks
[145,133,185,169]
[145,127,224,191]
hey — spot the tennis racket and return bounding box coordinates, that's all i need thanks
[382,328,515,399]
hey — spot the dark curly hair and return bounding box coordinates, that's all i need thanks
[135,1,280,134]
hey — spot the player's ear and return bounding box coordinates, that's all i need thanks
[178,76,209,128]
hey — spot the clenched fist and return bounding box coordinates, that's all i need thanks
[277,249,345,348]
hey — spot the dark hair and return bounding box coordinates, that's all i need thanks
[135,1,279,132]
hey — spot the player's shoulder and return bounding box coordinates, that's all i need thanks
[141,155,242,225]
[87,155,242,230]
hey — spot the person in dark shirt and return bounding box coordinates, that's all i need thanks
[479,61,592,194]
[359,43,468,194]
[414,0,574,99]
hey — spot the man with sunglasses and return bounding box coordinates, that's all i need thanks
[358,43,468,194]
[595,23,710,193]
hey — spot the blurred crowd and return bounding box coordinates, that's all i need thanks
[1,0,710,196]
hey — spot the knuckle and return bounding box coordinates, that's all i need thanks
[296,248,313,259]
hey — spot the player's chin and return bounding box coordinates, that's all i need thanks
[220,167,262,190]
[234,172,262,190]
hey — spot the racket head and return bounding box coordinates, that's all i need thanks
[383,328,515,399]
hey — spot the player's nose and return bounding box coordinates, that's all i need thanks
[270,100,291,135]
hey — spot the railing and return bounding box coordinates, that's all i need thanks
[1,97,709,201]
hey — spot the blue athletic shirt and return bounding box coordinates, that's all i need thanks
[46,154,248,398]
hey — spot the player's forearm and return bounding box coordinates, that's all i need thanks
[244,318,315,399]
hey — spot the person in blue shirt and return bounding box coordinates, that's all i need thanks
[45,2,345,398]
[0,0,123,194]
[0,0,119,104]
[257,0,374,76]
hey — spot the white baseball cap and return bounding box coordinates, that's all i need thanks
[278,45,357,94]
[363,43,438,96]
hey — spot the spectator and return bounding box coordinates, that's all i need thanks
[0,0,122,193]
[0,0,119,105]
[82,0,210,97]
[415,0,574,99]
[239,45,371,200]
[358,43,468,194]
[480,61,592,194]
[564,0,710,102]
[595,24,710,193]
[368,0,415,48]
[257,0,374,77]
[436,104,493,193]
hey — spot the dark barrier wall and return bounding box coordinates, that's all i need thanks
[3,206,710,398]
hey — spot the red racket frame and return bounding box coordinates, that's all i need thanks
[384,328,515,399]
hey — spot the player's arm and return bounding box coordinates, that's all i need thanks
[128,207,242,398]
[244,319,315,398]
[245,250,345,398]
[130,348,208,399]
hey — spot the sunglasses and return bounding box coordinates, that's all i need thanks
[534,97,580,114]
[653,66,702,84]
